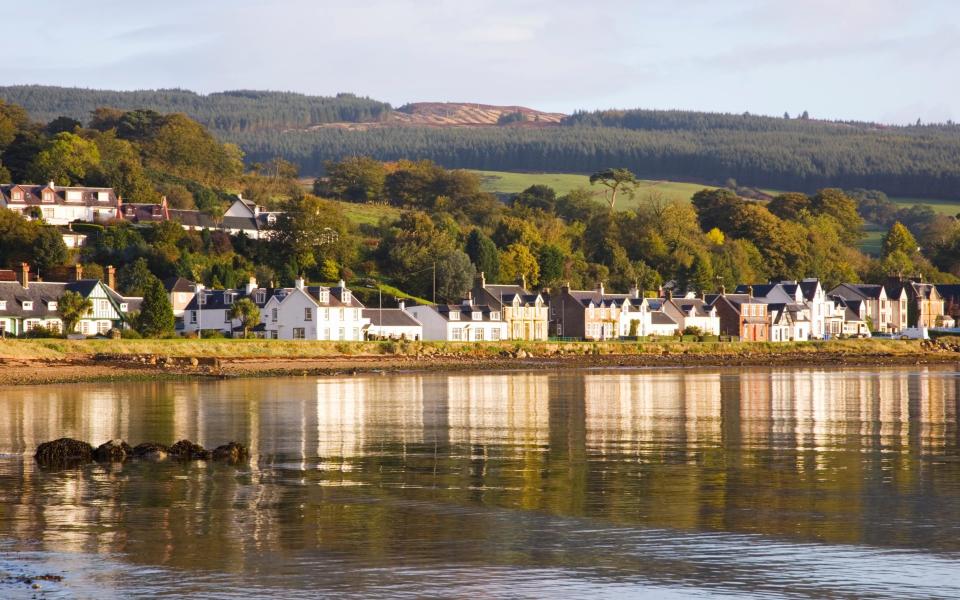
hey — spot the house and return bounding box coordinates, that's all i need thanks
[663,296,721,335]
[404,295,507,341]
[0,183,120,225]
[935,284,960,324]
[164,276,197,318]
[829,295,871,337]
[885,276,946,328]
[0,263,138,337]
[470,273,549,340]
[58,225,88,249]
[706,292,769,341]
[829,283,907,333]
[261,279,368,340]
[617,297,680,337]
[550,283,622,340]
[364,302,422,340]
[734,281,816,340]
[122,196,170,223]
[182,278,270,336]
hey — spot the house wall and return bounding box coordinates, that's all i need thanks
[503,304,549,340]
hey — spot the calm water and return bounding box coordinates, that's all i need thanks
[1,367,960,598]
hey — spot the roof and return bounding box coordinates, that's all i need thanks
[428,303,501,322]
[164,277,196,294]
[670,298,713,317]
[169,209,216,229]
[830,283,885,301]
[650,312,677,326]
[935,284,960,302]
[363,308,421,327]
[0,279,133,319]
[0,183,118,207]
[122,203,167,223]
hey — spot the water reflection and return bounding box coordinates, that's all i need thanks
[0,367,958,598]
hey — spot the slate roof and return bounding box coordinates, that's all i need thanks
[830,283,886,300]
[433,304,500,321]
[0,280,136,319]
[164,277,196,294]
[650,312,677,326]
[363,308,421,327]
[670,298,714,316]
[122,203,167,223]
[0,184,118,207]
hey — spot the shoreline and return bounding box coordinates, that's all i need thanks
[1,338,959,386]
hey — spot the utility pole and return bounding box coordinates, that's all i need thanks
[432,262,436,305]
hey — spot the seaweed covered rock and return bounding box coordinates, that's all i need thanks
[131,442,169,461]
[212,442,249,463]
[34,438,94,466]
[168,440,211,460]
[93,440,132,462]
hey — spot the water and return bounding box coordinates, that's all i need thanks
[1,366,959,598]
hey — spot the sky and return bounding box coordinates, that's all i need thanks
[3,0,958,124]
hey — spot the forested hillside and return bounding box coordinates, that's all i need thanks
[0,86,391,132]
[4,85,960,200]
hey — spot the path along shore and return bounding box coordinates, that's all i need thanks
[1,338,959,386]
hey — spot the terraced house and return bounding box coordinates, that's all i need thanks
[0,182,120,225]
[550,283,622,340]
[470,273,548,340]
[262,279,368,340]
[0,264,139,337]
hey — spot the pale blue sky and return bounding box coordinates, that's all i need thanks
[3,0,958,123]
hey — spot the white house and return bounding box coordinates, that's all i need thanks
[663,296,721,335]
[404,297,507,341]
[0,183,120,225]
[364,302,423,340]
[261,279,368,340]
[181,278,269,336]
[0,263,138,337]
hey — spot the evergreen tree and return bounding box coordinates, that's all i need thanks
[137,277,174,337]
[465,228,500,281]
[31,226,68,273]
[882,221,918,258]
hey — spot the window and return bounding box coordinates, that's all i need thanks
[322,328,330,340]
[271,307,278,322]
[98,321,110,334]
[224,312,231,323]
[305,307,313,321]
[42,207,54,219]
[323,308,330,320]
[318,291,329,303]
[491,312,500,321]
[491,328,500,341]
[354,309,360,320]
[449,312,460,320]
[472,311,482,321]
[255,291,265,304]
[451,327,463,341]
[48,301,58,311]
[0,301,5,310]
[12,191,21,201]
[0,321,5,334]
[339,308,344,320]
[474,328,484,341]
[270,331,278,339]
[342,291,352,304]
[224,293,234,305]
[22,301,33,311]
[353,328,359,340]
[338,327,345,340]
[293,327,305,340]
[190,311,197,324]
[120,303,128,312]
[42,192,54,203]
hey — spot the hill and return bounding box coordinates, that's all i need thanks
[4,85,960,200]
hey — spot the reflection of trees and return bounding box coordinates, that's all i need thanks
[0,367,958,575]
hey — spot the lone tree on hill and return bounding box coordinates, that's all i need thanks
[589,168,638,211]
[228,297,261,338]
[137,277,174,337]
[58,290,92,336]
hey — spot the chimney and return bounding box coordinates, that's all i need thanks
[72,263,83,281]
[596,281,605,297]
[747,285,754,298]
[106,265,116,290]
[48,181,55,190]
[477,271,486,288]
[245,277,258,295]
[629,283,640,299]
[462,291,473,308]
[520,274,527,290]
[295,276,305,290]
[720,284,726,295]
[398,299,406,311]
[665,289,673,301]
[17,263,29,289]
[339,279,346,289]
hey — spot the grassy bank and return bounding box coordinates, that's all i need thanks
[0,337,951,361]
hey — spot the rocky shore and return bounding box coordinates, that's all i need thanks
[0,338,958,386]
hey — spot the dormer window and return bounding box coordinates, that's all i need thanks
[472,311,482,321]
[42,192,54,203]
[491,311,500,320]
[255,291,265,304]
[12,191,22,201]
[342,290,352,304]
[0,300,5,310]
[48,301,58,311]
[449,311,460,321]
[22,301,33,310]
[317,290,329,304]
[120,303,128,312]
[224,293,234,305]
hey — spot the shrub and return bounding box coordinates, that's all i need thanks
[120,328,143,339]
[24,324,63,338]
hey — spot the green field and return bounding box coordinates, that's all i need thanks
[472,170,718,209]
[890,197,960,217]
[338,201,401,226]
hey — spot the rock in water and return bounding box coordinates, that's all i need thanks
[34,438,94,466]
[131,442,169,461]
[212,442,249,463]
[168,440,211,460]
[93,440,132,462]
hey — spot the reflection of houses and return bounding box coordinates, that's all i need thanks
[445,374,550,446]
[0,182,120,225]
[471,273,549,340]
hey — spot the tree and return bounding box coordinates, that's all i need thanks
[137,277,174,337]
[767,192,811,221]
[117,257,156,296]
[810,188,863,244]
[589,168,638,210]
[691,188,743,232]
[58,290,92,336]
[31,226,68,273]
[499,243,540,286]
[29,132,101,185]
[320,156,387,202]
[228,297,260,338]
[435,250,476,302]
[513,184,557,212]
[465,228,500,281]
[538,244,566,286]
[882,221,918,258]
